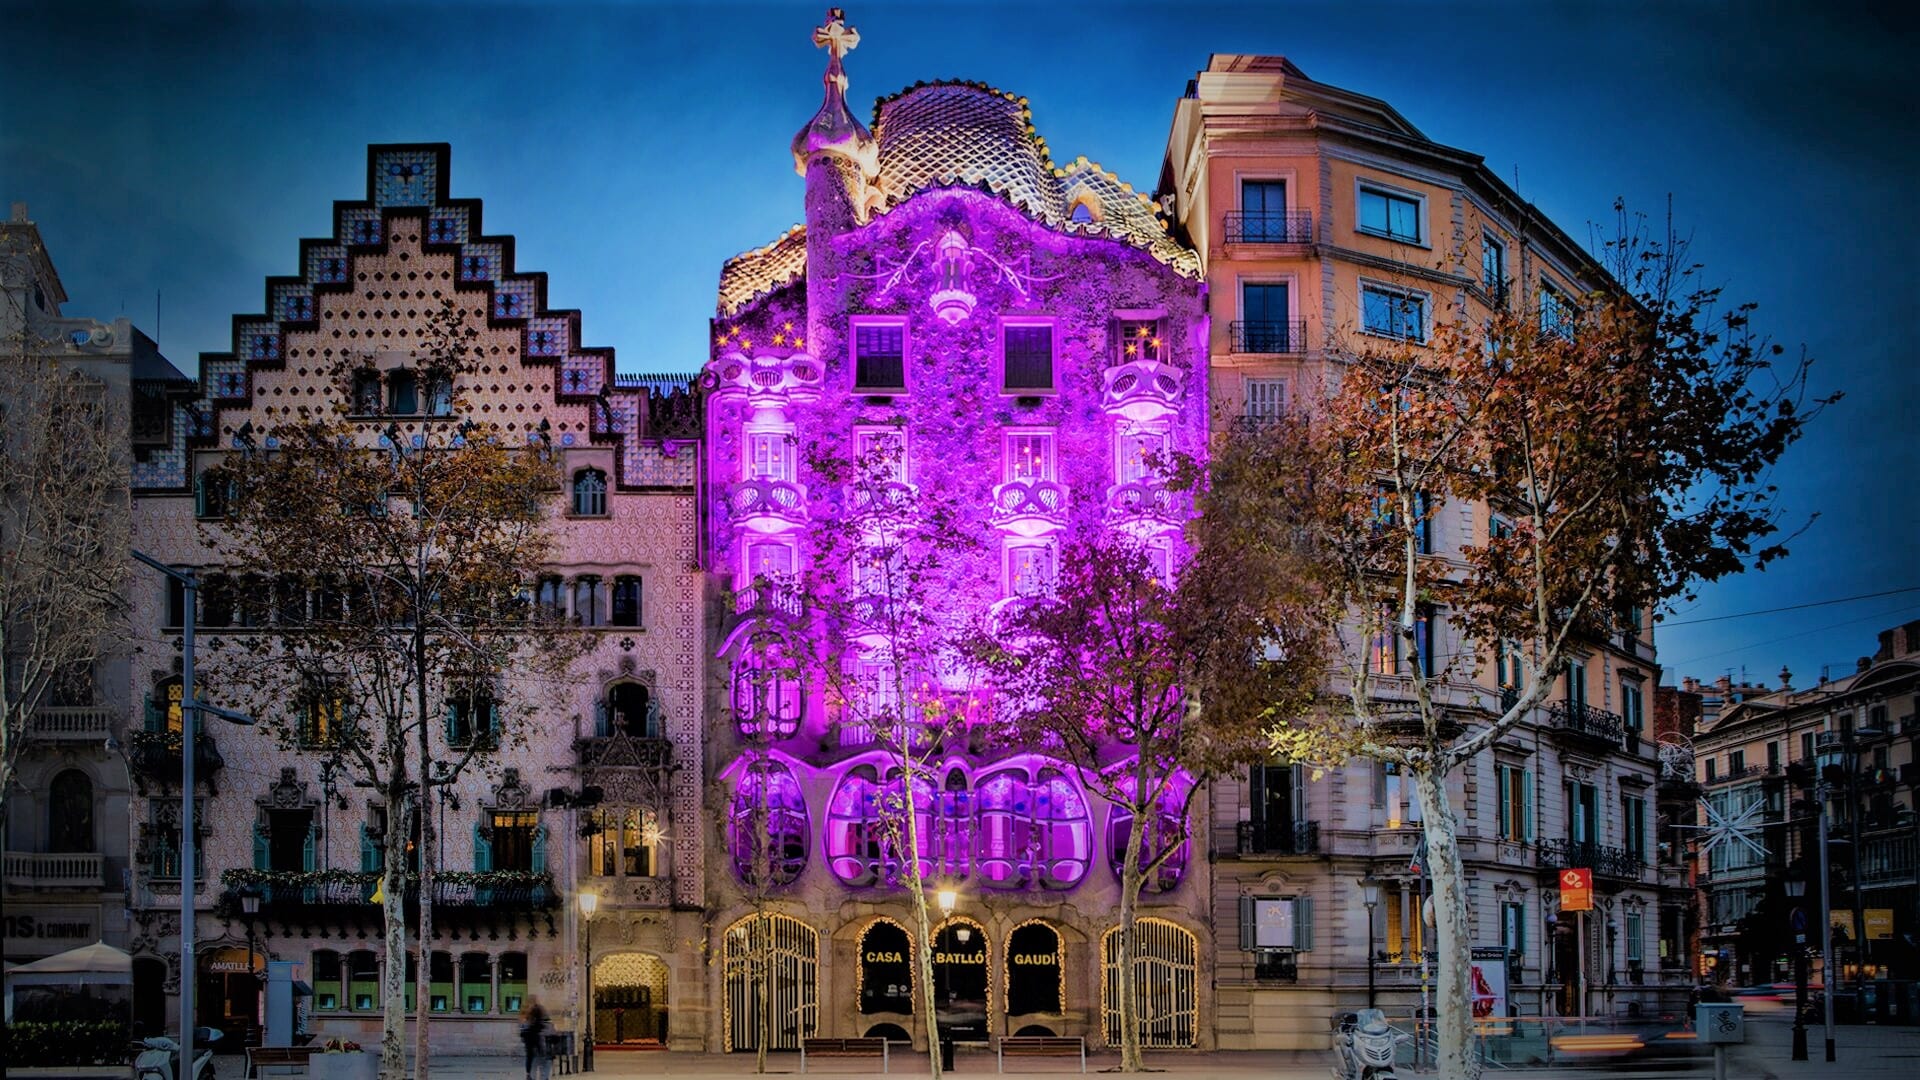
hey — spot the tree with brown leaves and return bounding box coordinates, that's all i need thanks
[1213,205,1835,1079]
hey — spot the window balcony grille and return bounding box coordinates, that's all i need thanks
[1223,210,1314,245]
[1537,838,1646,882]
[1230,320,1308,355]
[1235,820,1320,856]
[1541,701,1626,751]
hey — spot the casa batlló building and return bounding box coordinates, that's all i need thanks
[107,12,1690,1057]
[698,11,1212,1054]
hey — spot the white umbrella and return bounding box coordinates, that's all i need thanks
[5,941,134,987]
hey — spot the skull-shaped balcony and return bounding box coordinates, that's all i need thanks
[1105,481,1184,534]
[1101,360,1186,423]
[990,479,1069,537]
[728,477,809,533]
[705,350,824,405]
[848,479,918,519]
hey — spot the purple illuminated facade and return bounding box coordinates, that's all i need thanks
[698,11,1212,1052]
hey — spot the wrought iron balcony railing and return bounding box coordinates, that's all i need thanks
[1236,820,1321,856]
[1537,838,1646,881]
[1542,701,1625,748]
[1230,320,1308,355]
[128,729,224,791]
[219,868,558,911]
[1223,209,1314,245]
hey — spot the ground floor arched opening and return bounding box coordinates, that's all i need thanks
[1101,917,1197,1048]
[723,912,819,1052]
[593,952,669,1048]
[195,946,263,1050]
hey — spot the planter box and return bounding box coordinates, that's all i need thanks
[307,1051,379,1080]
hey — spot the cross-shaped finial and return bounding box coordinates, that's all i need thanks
[813,8,859,63]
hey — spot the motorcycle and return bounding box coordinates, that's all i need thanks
[135,1027,221,1080]
[1330,1009,1402,1080]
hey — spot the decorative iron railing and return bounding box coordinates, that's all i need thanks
[1236,820,1320,856]
[1537,838,1646,881]
[1229,320,1308,355]
[1542,701,1625,746]
[1223,210,1314,245]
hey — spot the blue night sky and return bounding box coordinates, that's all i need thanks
[5,0,1915,691]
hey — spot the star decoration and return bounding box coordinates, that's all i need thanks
[1125,343,1138,357]
[772,332,787,346]
[794,336,806,349]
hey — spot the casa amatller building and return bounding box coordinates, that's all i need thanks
[71,9,1690,1056]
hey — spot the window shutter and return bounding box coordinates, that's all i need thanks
[531,824,548,874]
[594,700,609,738]
[1248,766,1265,823]
[1295,896,1314,951]
[473,822,493,872]
[487,700,501,740]
[303,819,318,871]
[1238,894,1257,951]
[1497,767,1511,838]
[444,703,459,745]
[1516,903,1527,955]
[359,825,378,873]
[1522,769,1535,842]
[253,822,270,870]
[144,692,160,732]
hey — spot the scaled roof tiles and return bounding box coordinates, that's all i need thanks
[718,82,1198,316]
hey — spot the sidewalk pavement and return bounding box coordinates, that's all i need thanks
[203,1020,1920,1079]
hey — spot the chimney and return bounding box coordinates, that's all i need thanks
[8,202,26,223]
[1877,629,1897,662]
[1715,674,1733,695]
[1858,656,1873,674]
[1779,666,1792,691]
[1682,676,1700,693]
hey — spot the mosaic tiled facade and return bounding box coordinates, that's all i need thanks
[125,145,707,1051]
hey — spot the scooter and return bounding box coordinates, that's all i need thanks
[134,1027,221,1080]
[1330,1009,1401,1080]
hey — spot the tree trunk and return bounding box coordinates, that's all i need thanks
[413,626,434,1080]
[901,772,943,1080]
[1413,764,1476,1080]
[1115,806,1149,1072]
[380,782,411,1080]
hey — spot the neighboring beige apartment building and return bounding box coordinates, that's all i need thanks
[1158,55,1690,1047]
[2,204,165,985]
[1690,623,1920,996]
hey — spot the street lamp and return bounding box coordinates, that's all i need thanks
[1786,873,1809,1061]
[578,890,599,1072]
[1360,877,1381,1009]
[131,549,259,1071]
[240,886,262,1041]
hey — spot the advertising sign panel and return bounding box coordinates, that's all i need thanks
[1559,868,1593,912]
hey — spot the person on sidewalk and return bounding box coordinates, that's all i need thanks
[520,999,553,1080]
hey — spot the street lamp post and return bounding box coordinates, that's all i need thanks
[1360,877,1381,1009]
[241,886,262,1042]
[131,549,258,1072]
[578,891,599,1072]
[936,887,957,1073]
[1786,874,1809,1061]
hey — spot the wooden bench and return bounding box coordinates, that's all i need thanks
[244,1045,320,1078]
[800,1036,891,1073]
[997,1035,1086,1073]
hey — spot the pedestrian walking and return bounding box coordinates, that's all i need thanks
[520,998,553,1080]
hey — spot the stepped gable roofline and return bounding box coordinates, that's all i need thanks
[165,142,680,493]
[717,223,808,317]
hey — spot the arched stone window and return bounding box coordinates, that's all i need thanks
[976,764,1090,890]
[572,468,608,517]
[1101,918,1197,1047]
[601,681,659,738]
[857,919,914,1015]
[732,633,802,739]
[826,767,883,886]
[48,769,94,853]
[1105,773,1192,893]
[728,759,809,886]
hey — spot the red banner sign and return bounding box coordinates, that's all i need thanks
[1560,868,1593,912]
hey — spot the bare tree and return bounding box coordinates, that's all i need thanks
[0,256,128,825]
